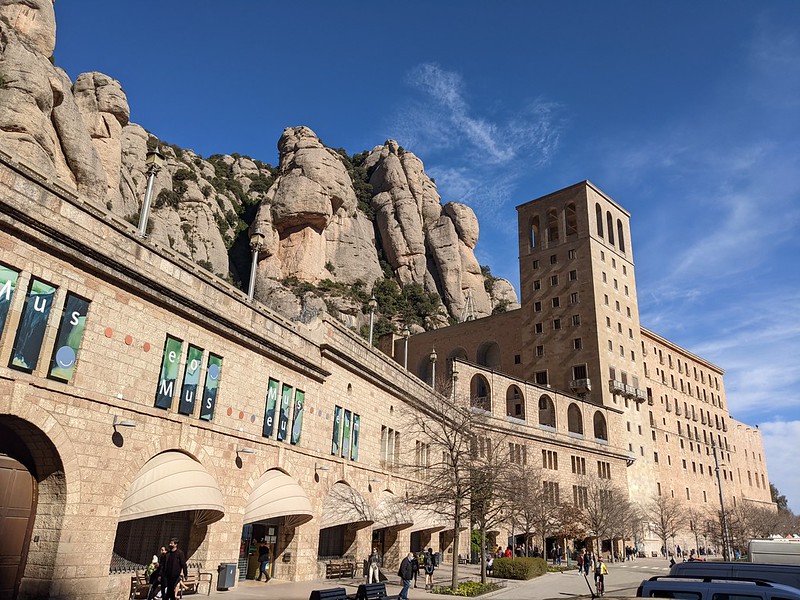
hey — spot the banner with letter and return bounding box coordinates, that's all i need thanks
[178,345,204,416]
[199,354,222,421]
[351,414,360,460]
[290,389,305,445]
[155,336,183,409]
[0,265,19,336]
[263,378,279,437]
[10,278,57,372]
[341,409,352,458]
[48,293,90,382]
[277,384,293,441]
[331,406,342,455]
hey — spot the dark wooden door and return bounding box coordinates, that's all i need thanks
[0,455,35,600]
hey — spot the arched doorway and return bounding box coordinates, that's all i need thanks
[0,416,66,600]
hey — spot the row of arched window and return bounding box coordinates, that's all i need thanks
[469,373,608,441]
[595,203,626,253]
[528,203,579,249]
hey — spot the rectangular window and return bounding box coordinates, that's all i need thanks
[569,292,578,304]
[550,254,558,265]
[533,279,541,290]
[0,264,20,337]
[155,335,183,410]
[10,277,57,372]
[573,485,588,509]
[264,378,280,437]
[534,301,542,312]
[290,390,306,446]
[573,364,587,379]
[552,297,560,308]
[200,354,223,421]
[514,354,521,364]
[572,315,581,326]
[553,319,561,330]
[47,292,90,383]
[568,249,577,259]
[602,272,607,283]
[178,344,204,416]
[535,371,548,385]
[604,294,609,305]
[550,275,558,286]
[535,345,544,357]
[535,323,543,334]
[569,270,577,281]
[532,259,539,269]
[573,338,582,350]
[277,383,294,442]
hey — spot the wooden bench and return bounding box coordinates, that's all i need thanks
[325,560,356,579]
[309,587,349,600]
[180,568,213,595]
[129,572,151,600]
[354,582,400,600]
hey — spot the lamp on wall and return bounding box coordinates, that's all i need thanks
[429,347,437,387]
[137,148,166,238]
[315,463,330,476]
[236,445,256,458]
[112,415,137,429]
[247,228,265,300]
[402,325,410,370]
[368,294,378,346]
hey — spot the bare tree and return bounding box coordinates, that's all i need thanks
[579,477,626,559]
[507,463,559,556]
[402,377,506,590]
[642,494,686,559]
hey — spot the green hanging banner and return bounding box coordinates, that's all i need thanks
[351,413,360,460]
[290,390,305,445]
[341,409,352,459]
[155,335,183,409]
[199,354,223,421]
[0,264,19,337]
[263,378,280,437]
[48,293,90,382]
[331,406,342,455]
[10,278,57,372]
[178,345,204,416]
[277,383,293,441]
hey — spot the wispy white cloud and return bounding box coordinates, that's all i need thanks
[388,62,561,212]
[759,420,800,513]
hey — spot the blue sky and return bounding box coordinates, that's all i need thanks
[54,2,800,511]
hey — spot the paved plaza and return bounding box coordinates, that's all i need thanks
[198,557,673,600]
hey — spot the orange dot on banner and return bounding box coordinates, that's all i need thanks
[227,407,233,416]
[143,342,151,352]
[104,328,113,338]
[239,411,244,419]
[124,335,133,346]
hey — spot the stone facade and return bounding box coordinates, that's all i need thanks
[398,181,774,555]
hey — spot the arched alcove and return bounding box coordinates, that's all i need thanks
[506,385,525,420]
[567,403,583,435]
[566,202,578,236]
[470,374,491,412]
[547,208,559,243]
[538,395,555,428]
[593,412,608,441]
[476,341,500,368]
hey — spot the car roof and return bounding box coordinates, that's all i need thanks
[640,576,800,597]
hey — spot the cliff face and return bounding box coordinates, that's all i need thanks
[0,1,519,331]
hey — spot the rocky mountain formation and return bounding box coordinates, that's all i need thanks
[0,0,519,336]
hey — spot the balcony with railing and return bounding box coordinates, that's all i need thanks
[609,379,626,394]
[570,378,592,393]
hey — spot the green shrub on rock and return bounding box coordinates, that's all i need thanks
[491,557,547,580]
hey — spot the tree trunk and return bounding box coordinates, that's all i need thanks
[451,498,461,590]
[480,527,487,583]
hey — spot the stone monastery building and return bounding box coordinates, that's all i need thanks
[0,148,773,600]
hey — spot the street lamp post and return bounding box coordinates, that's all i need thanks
[137,148,165,238]
[712,438,732,560]
[368,294,378,345]
[451,361,458,401]
[402,325,410,370]
[247,228,265,300]
[429,348,437,388]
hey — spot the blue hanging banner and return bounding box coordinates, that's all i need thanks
[277,383,293,441]
[199,354,223,421]
[263,378,280,437]
[48,293,90,382]
[155,336,183,409]
[10,278,57,372]
[178,345,204,416]
[0,264,19,336]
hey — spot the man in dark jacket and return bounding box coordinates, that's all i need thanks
[398,552,414,600]
[161,537,188,600]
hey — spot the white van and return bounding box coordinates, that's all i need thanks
[670,561,800,589]
[750,540,800,565]
[637,576,800,600]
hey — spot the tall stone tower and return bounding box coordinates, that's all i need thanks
[516,181,656,499]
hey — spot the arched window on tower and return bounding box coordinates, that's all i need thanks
[617,219,626,253]
[567,403,583,435]
[547,208,559,244]
[530,216,540,249]
[593,412,608,441]
[606,212,615,245]
[566,202,578,236]
[538,395,556,428]
[596,203,604,237]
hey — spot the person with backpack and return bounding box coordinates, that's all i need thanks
[423,547,435,590]
[594,556,608,596]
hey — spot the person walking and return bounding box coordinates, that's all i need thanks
[410,552,419,588]
[367,547,381,584]
[161,538,187,600]
[423,547,435,590]
[256,543,270,582]
[145,553,161,600]
[398,552,414,600]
